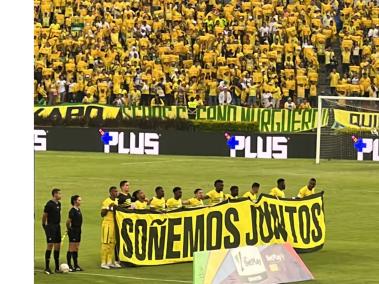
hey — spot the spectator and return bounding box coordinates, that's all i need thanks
[262,90,273,108]
[284,98,296,110]
[56,75,67,104]
[218,89,232,106]
[36,0,362,109]
[329,69,340,96]
[299,99,311,110]
[151,95,164,106]
[194,95,204,107]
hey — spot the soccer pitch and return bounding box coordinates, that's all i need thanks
[34,152,379,283]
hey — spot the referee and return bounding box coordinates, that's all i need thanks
[66,195,83,272]
[42,188,62,274]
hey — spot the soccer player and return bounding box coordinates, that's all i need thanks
[100,186,119,269]
[269,178,286,198]
[149,186,166,211]
[114,180,131,267]
[166,187,189,210]
[297,178,317,198]
[187,188,205,207]
[132,190,148,209]
[118,180,132,208]
[243,182,260,201]
[225,185,239,199]
[42,188,62,274]
[66,195,83,272]
[204,179,225,205]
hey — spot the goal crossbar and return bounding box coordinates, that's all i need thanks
[316,96,379,164]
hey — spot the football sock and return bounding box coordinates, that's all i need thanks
[72,251,78,267]
[53,250,60,270]
[66,251,72,267]
[45,250,52,270]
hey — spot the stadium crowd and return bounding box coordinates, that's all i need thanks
[34,0,379,110]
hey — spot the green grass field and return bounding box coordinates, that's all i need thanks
[34,152,379,284]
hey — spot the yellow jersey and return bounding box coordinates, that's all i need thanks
[187,198,204,207]
[297,186,315,198]
[101,197,118,223]
[206,189,225,205]
[243,191,257,201]
[150,197,166,210]
[225,194,239,200]
[166,198,182,210]
[134,200,148,210]
[269,187,285,198]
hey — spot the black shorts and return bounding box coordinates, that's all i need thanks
[44,224,61,243]
[68,227,81,243]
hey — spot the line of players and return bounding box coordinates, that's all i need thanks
[114,178,317,212]
[100,178,317,269]
[41,177,317,274]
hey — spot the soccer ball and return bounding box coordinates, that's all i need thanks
[59,263,70,273]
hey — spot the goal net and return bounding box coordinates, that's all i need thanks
[316,96,379,163]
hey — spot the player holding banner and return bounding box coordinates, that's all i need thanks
[100,186,119,269]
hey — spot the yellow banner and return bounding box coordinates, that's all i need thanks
[35,105,329,132]
[334,109,379,130]
[115,192,325,266]
[34,104,121,120]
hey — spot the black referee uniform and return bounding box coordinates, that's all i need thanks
[68,207,83,242]
[43,199,61,273]
[44,200,61,243]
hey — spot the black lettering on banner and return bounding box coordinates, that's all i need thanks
[311,203,323,242]
[298,205,311,244]
[34,108,45,119]
[121,218,134,258]
[66,106,85,119]
[166,218,182,259]
[148,219,167,260]
[206,211,223,250]
[135,219,147,261]
[183,215,205,258]
[270,204,288,241]
[350,113,360,127]
[85,105,104,120]
[246,205,258,245]
[259,202,274,243]
[224,208,240,248]
[47,107,63,120]
[285,206,298,243]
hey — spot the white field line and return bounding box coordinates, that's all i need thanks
[34,269,192,283]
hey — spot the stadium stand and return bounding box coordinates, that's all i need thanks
[33,0,379,108]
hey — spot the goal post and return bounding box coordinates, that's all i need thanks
[316,96,379,164]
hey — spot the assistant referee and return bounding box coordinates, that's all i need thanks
[66,195,83,272]
[42,188,62,274]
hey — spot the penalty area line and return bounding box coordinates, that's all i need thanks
[34,269,192,283]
